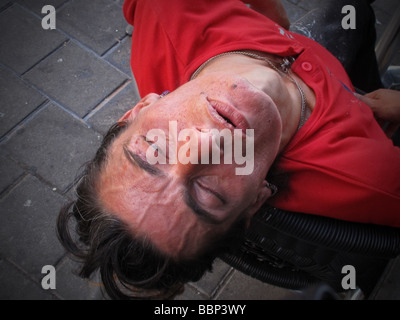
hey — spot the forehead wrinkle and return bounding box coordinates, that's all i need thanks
[122,185,207,259]
[98,157,214,259]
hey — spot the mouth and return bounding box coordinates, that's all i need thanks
[206,98,250,132]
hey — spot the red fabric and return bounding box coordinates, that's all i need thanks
[123,0,400,227]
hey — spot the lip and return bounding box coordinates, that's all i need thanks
[206,98,250,132]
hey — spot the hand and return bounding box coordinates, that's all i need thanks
[355,89,400,138]
[244,0,290,30]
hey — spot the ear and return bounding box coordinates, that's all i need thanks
[118,93,161,122]
[244,180,273,226]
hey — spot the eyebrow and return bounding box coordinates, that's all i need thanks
[123,145,165,177]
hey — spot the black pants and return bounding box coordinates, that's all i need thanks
[290,0,382,93]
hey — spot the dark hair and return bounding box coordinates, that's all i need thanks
[56,122,246,300]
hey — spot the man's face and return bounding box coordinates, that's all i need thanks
[97,72,282,259]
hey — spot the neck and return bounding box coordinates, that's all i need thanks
[195,52,303,153]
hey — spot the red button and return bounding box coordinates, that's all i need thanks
[301,62,313,72]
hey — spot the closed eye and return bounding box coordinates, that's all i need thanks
[193,179,227,207]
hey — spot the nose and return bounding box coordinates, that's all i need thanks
[172,127,223,176]
[198,128,225,164]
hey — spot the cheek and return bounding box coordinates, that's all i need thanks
[231,83,266,108]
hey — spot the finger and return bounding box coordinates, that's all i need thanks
[353,92,373,105]
[364,91,379,99]
[356,92,376,103]
[353,92,381,115]
[364,88,388,99]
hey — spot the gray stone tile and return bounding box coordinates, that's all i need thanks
[282,0,307,23]
[0,175,66,281]
[215,270,294,300]
[113,0,124,7]
[297,0,320,12]
[55,257,106,300]
[0,4,67,74]
[87,80,140,135]
[105,36,133,76]
[0,66,46,138]
[23,41,128,117]
[15,0,68,15]
[57,0,127,56]
[0,258,56,299]
[0,0,11,11]
[175,285,208,300]
[1,103,102,191]
[371,256,400,300]
[372,0,400,17]
[0,154,24,195]
[189,259,232,298]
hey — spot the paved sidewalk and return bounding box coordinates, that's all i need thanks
[0,0,399,300]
